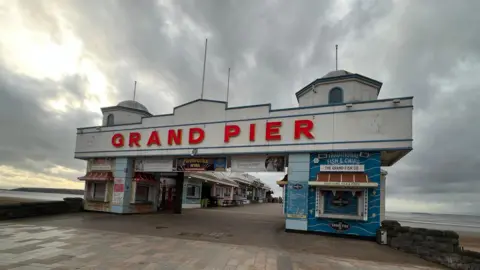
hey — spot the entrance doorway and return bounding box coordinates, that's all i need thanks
[201,181,214,207]
[156,175,177,212]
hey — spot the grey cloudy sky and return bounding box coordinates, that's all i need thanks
[0,0,479,214]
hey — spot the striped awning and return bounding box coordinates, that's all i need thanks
[308,173,378,188]
[78,172,113,181]
[134,172,157,185]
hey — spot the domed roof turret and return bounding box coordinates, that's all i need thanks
[117,100,149,112]
[321,70,352,79]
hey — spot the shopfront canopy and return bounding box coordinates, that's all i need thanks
[134,172,157,185]
[308,172,378,188]
[78,172,113,181]
[187,172,238,187]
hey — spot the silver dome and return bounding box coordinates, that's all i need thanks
[321,70,352,79]
[117,100,149,112]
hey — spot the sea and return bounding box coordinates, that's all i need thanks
[0,190,83,202]
[1,190,479,234]
[387,212,480,234]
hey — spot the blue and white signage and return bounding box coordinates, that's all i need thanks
[319,164,364,172]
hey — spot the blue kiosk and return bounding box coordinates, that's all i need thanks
[278,70,412,237]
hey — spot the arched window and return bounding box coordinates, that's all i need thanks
[328,87,344,104]
[106,114,114,126]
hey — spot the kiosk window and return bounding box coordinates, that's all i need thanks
[315,188,368,221]
[186,185,200,198]
[323,191,358,216]
[89,182,106,201]
[136,185,150,202]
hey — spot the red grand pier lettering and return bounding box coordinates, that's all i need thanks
[168,129,183,145]
[128,132,141,147]
[189,127,205,144]
[294,119,314,139]
[147,130,161,146]
[111,133,124,148]
[265,121,282,141]
[224,124,240,143]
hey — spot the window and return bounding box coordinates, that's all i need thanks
[91,182,106,201]
[135,185,150,202]
[328,87,343,104]
[224,188,231,197]
[323,191,358,215]
[106,114,114,126]
[186,184,200,198]
[315,188,368,221]
[215,187,223,197]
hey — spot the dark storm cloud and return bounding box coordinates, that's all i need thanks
[0,66,98,175]
[51,0,207,111]
[387,85,480,204]
[2,0,480,211]
[382,0,480,108]
[371,0,480,211]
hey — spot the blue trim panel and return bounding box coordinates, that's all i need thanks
[78,105,413,134]
[74,139,413,154]
[74,148,413,164]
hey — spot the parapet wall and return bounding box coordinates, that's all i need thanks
[378,220,480,270]
[0,198,84,220]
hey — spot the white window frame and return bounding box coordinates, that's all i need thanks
[86,182,108,202]
[315,187,368,221]
[186,184,200,198]
[223,187,231,198]
[135,184,151,203]
[215,186,224,198]
[106,114,114,126]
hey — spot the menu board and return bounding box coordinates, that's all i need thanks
[175,157,226,172]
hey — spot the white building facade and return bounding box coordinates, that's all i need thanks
[75,70,413,237]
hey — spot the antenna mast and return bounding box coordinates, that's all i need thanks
[133,81,137,101]
[335,44,338,71]
[226,67,231,105]
[201,38,208,99]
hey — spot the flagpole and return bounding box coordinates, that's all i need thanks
[133,81,137,101]
[226,67,231,105]
[201,38,208,99]
[335,44,338,70]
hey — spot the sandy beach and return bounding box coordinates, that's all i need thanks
[458,231,480,252]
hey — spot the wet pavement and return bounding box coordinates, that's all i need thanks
[0,203,443,269]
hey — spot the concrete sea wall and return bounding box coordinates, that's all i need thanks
[0,198,84,220]
[378,220,480,270]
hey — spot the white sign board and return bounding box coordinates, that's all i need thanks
[230,155,286,172]
[320,165,364,172]
[310,181,378,188]
[135,157,173,172]
[75,99,413,159]
[111,178,125,205]
[90,158,112,171]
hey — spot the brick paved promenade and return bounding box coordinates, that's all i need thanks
[0,204,443,269]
